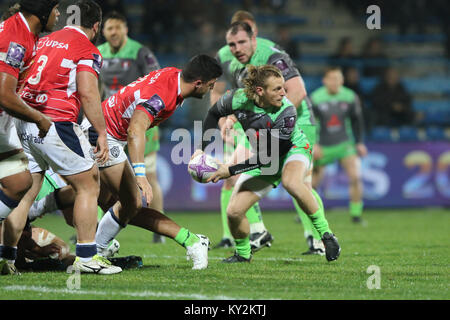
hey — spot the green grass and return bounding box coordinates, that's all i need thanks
[0,208,449,300]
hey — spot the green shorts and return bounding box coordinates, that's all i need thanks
[244,140,313,188]
[36,173,61,201]
[299,124,316,148]
[144,127,160,155]
[315,140,357,167]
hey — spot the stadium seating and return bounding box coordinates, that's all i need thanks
[382,33,446,44]
[398,126,420,142]
[255,14,307,25]
[425,126,446,141]
[369,126,394,142]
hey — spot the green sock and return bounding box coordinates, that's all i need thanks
[220,188,233,239]
[350,201,363,217]
[294,200,321,240]
[308,206,332,238]
[293,188,324,240]
[174,228,199,247]
[246,202,263,225]
[235,237,252,259]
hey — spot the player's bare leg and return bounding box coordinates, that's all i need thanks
[223,189,260,262]
[1,171,43,275]
[64,166,101,243]
[95,161,141,254]
[64,165,121,274]
[96,162,209,269]
[2,172,44,247]
[341,155,364,223]
[282,161,340,262]
[146,170,165,243]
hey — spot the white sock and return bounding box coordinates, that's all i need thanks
[28,192,59,221]
[250,222,266,234]
[95,210,123,250]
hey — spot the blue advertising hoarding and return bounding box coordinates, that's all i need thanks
[155,142,450,211]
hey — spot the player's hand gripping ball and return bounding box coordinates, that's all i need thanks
[188,153,219,183]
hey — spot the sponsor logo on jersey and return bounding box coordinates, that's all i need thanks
[107,95,116,108]
[37,37,69,50]
[21,91,48,104]
[5,42,25,68]
[273,59,289,75]
[92,53,102,74]
[142,94,165,117]
[339,102,348,111]
[0,21,5,33]
[145,54,156,66]
[36,94,48,104]
[283,116,296,128]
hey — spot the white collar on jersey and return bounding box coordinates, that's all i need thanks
[63,26,89,40]
[18,12,31,32]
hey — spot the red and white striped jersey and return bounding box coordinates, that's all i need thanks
[0,12,38,114]
[103,67,184,141]
[21,26,102,122]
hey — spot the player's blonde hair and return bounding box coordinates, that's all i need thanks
[243,65,283,101]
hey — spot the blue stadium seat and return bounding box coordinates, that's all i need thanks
[291,34,326,43]
[255,14,307,25]
[426,126,446,141]
[424,109,450,125]
[412,100,450,112]
[403,77,450,94]
[369,126,394,142]
[302,76,322,92]
[398,126,419,141]
[360,77,379,94]
[382,33,446,43]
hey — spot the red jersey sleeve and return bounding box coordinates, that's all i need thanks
[0,21,29,79]
[76,48,102,78]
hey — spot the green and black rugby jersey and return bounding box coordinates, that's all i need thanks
[98,38,160,98]
[216,89,308,149]
[310,86,365,146]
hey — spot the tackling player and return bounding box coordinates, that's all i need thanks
[197,65,341,263]
[91,54,222,270]
[97,11,165,243]
[0,0,58,275]
[16,0,121,275]
[311,67,367,223]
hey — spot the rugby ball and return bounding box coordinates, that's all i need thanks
[188,153,219,183]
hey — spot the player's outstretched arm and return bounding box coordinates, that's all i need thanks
[0,72,52,137]
[77,71,109,164]
[128,109,153,206]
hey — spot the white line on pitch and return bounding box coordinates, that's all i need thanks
[2,285,244,300]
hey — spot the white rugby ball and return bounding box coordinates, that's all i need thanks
[188,153,219,183]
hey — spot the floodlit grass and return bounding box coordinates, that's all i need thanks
[1,208,449,300]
